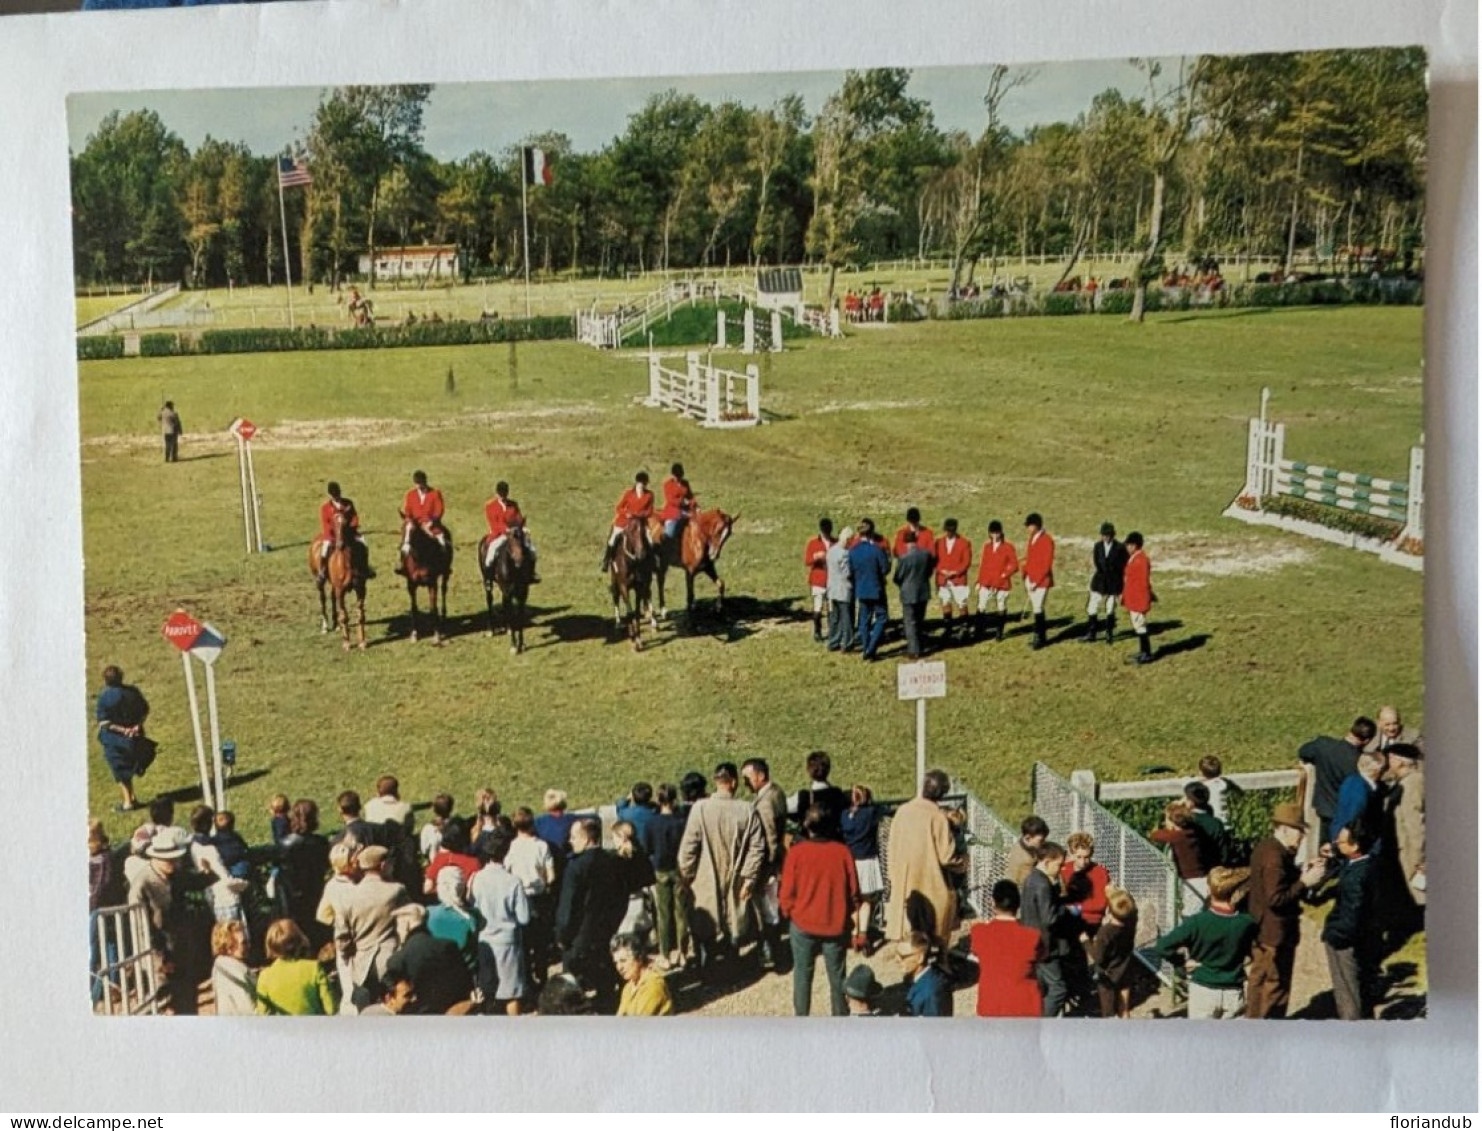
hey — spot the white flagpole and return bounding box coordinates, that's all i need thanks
[521,149,532,319]
[278,163,296,331]
[181,651,211,804]
[244,438,264,552]
[203,659,226,811]
[236,433,252,553]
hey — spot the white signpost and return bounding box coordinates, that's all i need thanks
[897,660,947,795]
[161,609,229,810]
[228,417,264,553]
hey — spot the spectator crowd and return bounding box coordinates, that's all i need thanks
[90,707,1423,1020]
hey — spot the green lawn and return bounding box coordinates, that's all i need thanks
[76,293,145,327]
[80,305,1423,844]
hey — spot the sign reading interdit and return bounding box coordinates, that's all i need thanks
[897,660,947,700]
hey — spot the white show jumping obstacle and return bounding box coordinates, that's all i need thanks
[800,305,843,338]
[715,306,784,354]
[576,309,621,349]
[1223,387,1423,570]
[643,349,761,429]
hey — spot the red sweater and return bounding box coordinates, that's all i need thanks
[1059,860,1111,928]
[779,838,860,938]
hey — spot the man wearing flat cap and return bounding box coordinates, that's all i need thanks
[1246,803,1328,1018]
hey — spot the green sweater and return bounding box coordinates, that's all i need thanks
[1153,907,1258,989]
[255,958,339,1016]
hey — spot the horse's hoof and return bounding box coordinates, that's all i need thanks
[410,631,419,642]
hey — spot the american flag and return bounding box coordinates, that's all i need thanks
[278,155,312,189]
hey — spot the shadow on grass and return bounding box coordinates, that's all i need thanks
[1145,619,1184,638]
[1160,307,1278,325]
[148,767,272,807]
[677,593,807,644]
[1153,632,1212,660]
[174,452,230,463]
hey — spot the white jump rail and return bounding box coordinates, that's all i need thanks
[643,349,761,429]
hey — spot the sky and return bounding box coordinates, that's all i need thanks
[66,58,1166,159]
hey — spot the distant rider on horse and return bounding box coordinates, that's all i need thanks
[484,480,540,582]
[657,461,696,545]
[318,481,374,581]
[600,470,655,573]
[398,469,450,573]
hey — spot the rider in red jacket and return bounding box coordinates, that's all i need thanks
[316,481,374,580]
[601,471,655,573]
[397,470,449,573]
[483,480,539,581]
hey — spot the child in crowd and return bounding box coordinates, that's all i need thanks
[268,794,292,845]
[1196,755,1239,823]
[421,792,455,862]
[213,811,252,880]
[840,784,882,953]
[1089,887,1139,1019]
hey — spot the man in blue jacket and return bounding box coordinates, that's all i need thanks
[847,519,891,662]
[1320,818,1382,1019]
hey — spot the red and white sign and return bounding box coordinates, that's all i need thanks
[162,610,205,652]
[897,660,947,701]
[229,418,257,441]
[161,610,227,664]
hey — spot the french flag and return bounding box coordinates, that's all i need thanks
[523,147,553,187]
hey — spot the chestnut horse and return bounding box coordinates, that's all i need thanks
[310,509,368,650]
[650,507,737,622]
[609,516,657,651]
[479,524,534,654]
[399,513,452,643]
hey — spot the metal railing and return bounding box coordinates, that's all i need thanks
[1032,762,1204,985]
[92,902,163,1015]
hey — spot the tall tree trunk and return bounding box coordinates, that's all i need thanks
[366,183,380,289]
[1054,217,1091,289]
[1283,136,1306,276]
[1130,168,1167,324]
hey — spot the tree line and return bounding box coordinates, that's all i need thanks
[70,49,1425,309]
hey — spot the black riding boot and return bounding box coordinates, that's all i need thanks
[1130,631,1154,664]
[1080,615,1099,643]
[1105,614,1116,644]
[995,612,1007,641]
[1031,612,1048,649]
[812,611,824,642]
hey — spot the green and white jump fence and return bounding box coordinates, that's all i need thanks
[643,348,761,429]
[715,306,784,354]
[1223,387,1423,571]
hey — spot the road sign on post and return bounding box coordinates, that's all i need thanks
[228,418,264,554]
[898,660,947,795]
[160,609,230,809]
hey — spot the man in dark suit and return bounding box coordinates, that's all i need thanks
[1320,818,1382,1019]
[556,816,627,1009]
[893,529,934,658]
[1299,718,1377,845]
[1083,521,1128,644]
[847,519,892,662]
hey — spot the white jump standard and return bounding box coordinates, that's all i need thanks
[643,349,762,429]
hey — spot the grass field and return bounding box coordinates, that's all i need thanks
[92,258,1163,330]
[80,305,1423,845]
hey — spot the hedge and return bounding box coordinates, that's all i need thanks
[1261,493,1404,542]
[77,335,125,361]
[1101,784,1297,868]
[929,276,1419,323]
[76,314,576,360]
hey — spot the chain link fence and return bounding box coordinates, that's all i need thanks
[1032,761,1204,984]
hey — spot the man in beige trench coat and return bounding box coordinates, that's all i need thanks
[883,768,961,948]
[679,762,764,966]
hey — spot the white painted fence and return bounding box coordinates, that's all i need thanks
[643,350,761,428]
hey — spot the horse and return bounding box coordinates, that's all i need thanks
[479,524,534,654]
[650,507,737,625]
[609,516,657,651]
[398,512,452,643]
[309,509,368,650]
